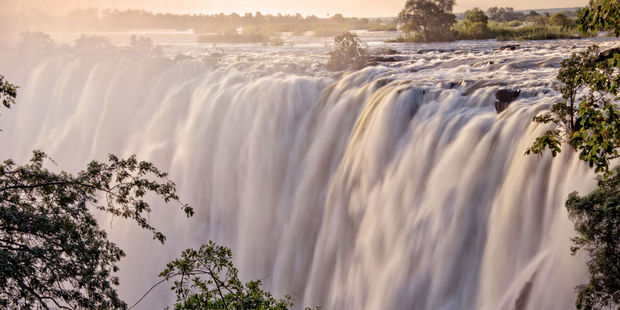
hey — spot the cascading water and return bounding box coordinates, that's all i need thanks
[0,36,616,310]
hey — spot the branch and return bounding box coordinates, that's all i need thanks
[207,266,230,307]
[128,278,168,310]
[0,180,100,193]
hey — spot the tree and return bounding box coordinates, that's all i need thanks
[18,32,55,54]
[550,13,573,30]
[129,35,163,56]
[1,75,299,309]
[326,32,369,71]
[0,77,195,309]
[578,0,620,36]
[460,7,490,39]
[0,151,193,309]
[466,7,489,24]
[330,13,345,24]
[487,7,518,22]
[397,0,456,42]
[528,10,541,17]
[531,15,549,26]
[144,241,293,310]
[566,166,620,309]
[526,45,619,176]
[526,2,619,309]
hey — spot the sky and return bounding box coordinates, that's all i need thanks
[9,0,588,17]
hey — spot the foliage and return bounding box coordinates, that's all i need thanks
[465,7,489,24]
[18,8,382,36]
[525,46,620,176]
[565,166,620,309]
[578,0,620,36]
[18,32,56,53]
[550,13,575,30]
[0,75,17,112]
[531,15,549,26]
[0,151,193,309]
[397,0,456,42]
[456,8,491,39]
[0,76,299,310]
[196,26,289,45]
[488,23,580,41]
[74,34,114,52]
[129,35,163,56]
[525,3,620,308]
[157,241,293,310]
[506,20,523,27]
[326,32,369,71]
[487,7,524,22]
[528,10,541,17]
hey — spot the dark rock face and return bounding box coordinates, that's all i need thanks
[494,89,521,113]
[499,44,520,51]
[594,47,620,63]
[515,281,533,310]
[495,89,521,102]
[495,101,510,114]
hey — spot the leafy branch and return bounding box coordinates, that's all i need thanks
[0,151,193,309]
[137,241,294,310]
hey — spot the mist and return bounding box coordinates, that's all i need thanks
[3,0,588,18]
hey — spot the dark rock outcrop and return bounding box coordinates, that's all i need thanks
[499,44,520,51]
[495,101,510,114]
[515,281,533,310]
[594,47,620,63]
[494,88,521,113]
[495,89,521,102]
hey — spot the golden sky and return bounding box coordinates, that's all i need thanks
[10,0,589,17]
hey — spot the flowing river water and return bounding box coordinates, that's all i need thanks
[0,34,618,309]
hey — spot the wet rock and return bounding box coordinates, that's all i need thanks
[499,44,520,51]
[367,55,402,67]
[496,89,521,102]
[368,56,399,63]
[515,281,533,310]
[495,101,510,114]
[594,47,620,62]
[373,48,398,55]
[515,271,537,310]
[373,77,394,89]
[494,88,521,113]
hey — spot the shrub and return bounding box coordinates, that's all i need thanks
[566,166,620,309]
[397,0,457,42]
[507,20,523,27]
[550,13,575,30]
[326,32,369,71]
[457,7,491,39]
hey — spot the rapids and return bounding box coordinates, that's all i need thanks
[1,36,617,309]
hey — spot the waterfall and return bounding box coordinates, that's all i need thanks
[0,38,613,309]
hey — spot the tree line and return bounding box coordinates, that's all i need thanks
[12,9,394,35]
[395,0,588,42]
